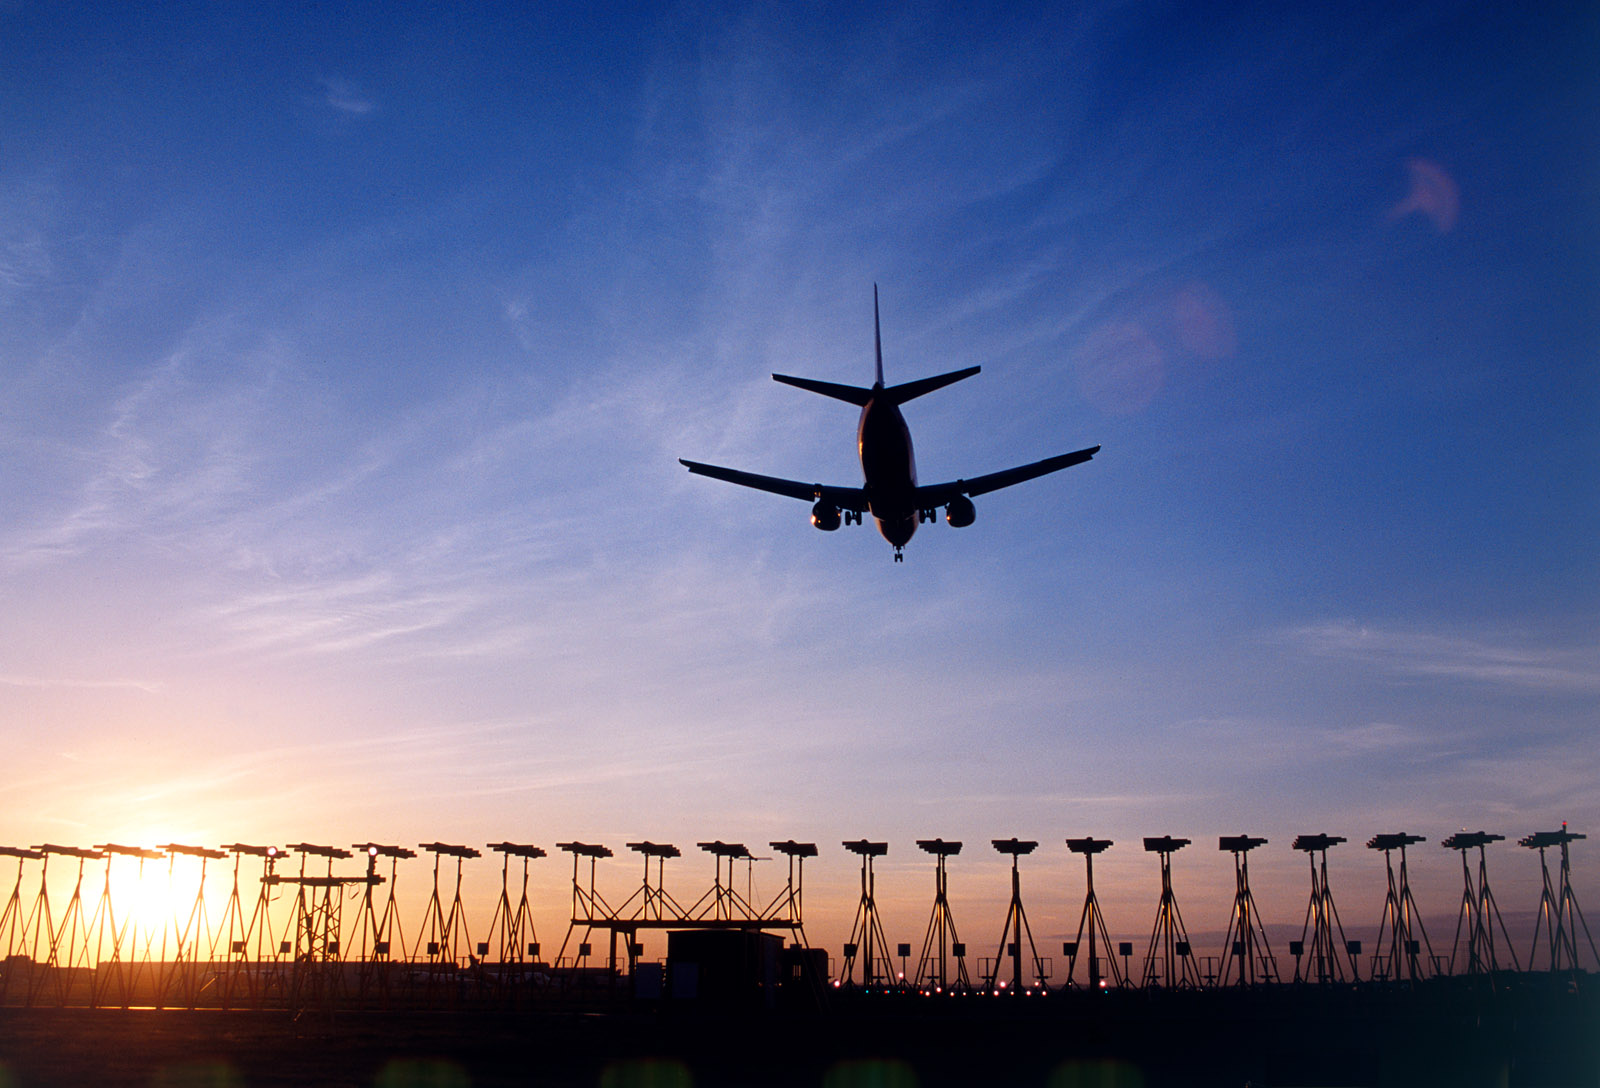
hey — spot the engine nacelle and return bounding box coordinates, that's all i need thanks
[945,495,976,528]
[811,502,842,531]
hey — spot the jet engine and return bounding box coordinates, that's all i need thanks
[810,501,842,531]
[945,495,976,528]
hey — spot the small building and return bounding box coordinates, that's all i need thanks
[666,929,782,1007]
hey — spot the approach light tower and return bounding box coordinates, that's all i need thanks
[840,840,893,989]
[764,841,818,944]
[621,841,682,924]
[692,841,760,922]
[914,839,970,992]
[418,843,480,971]
[1291,834,1357,983]
[1367,833,1433,982]
[1441,831,1518,978]
[555,841,615,972]
[484,842,546,993]
[28,845,104,1007]
[352,844,416,964]
[0,848,44,1005]
[1065,837,1122,991]
[88,844,167,1008]
[1521,826,1597,974]
[988,839,1048,993]
[1141,836,1201,989]
[1217,835,1279,986]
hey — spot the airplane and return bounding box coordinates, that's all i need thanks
[679,287,1100,561]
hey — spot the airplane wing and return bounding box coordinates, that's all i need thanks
[679,459,869,512]
[915,445,1100,505]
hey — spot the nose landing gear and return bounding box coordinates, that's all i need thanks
[893,547,904,562]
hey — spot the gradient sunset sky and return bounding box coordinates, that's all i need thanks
[3,2,1595,954]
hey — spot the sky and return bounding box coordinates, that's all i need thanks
[2,1,1596,967]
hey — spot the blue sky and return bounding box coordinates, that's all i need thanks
[2,2,1595,958]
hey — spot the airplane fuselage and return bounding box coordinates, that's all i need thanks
[857,389,919,548]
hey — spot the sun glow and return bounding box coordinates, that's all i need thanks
[96,849,181,957]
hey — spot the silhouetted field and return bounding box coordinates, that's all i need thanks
[0,981,1594,1087]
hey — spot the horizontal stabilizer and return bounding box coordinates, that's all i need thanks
[883,365,980,405]
[771,373,874,406]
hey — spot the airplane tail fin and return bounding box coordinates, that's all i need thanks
[874,283,884,388]
[771,285,980,406]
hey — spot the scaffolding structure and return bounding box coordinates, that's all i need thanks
[913,839,970,993]
[1368,833,1434,982]
[1141,836,1201,989]
[267,844,385,1008]
[1291,834,1357,984]
[1521,827,1597,975]
[1442,832,1519,978]
[1064,837,1122,990]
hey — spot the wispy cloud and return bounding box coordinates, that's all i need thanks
[1281,622,1600,693]
[0,174,57,304]
[0,673,164,694]
[318,77,376,116]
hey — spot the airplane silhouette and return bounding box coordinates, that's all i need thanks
[680,287,1100,561]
